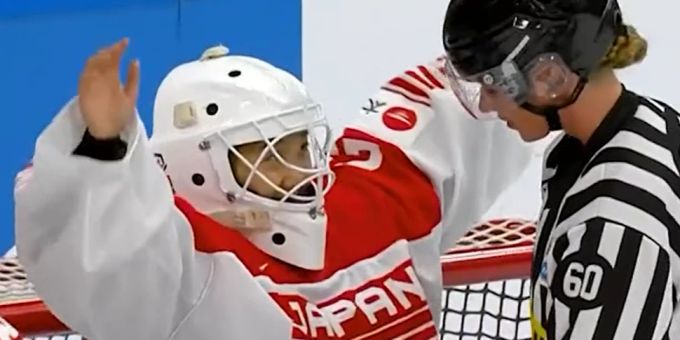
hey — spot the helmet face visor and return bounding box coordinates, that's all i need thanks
[445,51,575,119]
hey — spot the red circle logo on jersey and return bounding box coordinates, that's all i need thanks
[382,106,417,131]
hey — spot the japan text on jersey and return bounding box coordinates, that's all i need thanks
[530,89,680,339]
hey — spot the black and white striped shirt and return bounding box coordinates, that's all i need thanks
[530,88,680,339]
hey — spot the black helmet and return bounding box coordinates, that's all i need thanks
[442,0,625,128]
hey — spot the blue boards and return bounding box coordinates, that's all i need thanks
[0,0,302,252]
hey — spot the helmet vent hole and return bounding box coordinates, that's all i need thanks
[191,173,205,186]
[272,233,286,245]
[228,70,242,77]
[206,103,219,116]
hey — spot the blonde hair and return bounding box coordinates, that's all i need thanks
[600,25,648,69]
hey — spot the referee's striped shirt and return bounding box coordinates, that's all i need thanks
[530,87,680,340]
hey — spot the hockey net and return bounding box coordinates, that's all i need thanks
[0,218,535,339]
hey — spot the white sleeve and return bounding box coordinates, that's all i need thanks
[345,59,533,252]
[14,99,290,339]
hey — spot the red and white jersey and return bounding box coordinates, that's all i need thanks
[0,316,20,340]
[14,60,531,339]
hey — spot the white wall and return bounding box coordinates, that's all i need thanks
[302,0,679,222]
[302,0,450,130]
[303,0,679,125]
[615,0,680,109]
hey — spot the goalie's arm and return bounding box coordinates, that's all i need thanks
[14,100,289,339]
[344,60,533,250]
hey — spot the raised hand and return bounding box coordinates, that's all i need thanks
[77,38,140,139]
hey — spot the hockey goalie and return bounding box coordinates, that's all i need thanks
[14,39,532,339]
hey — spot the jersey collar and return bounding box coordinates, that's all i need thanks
[582,85,639,158]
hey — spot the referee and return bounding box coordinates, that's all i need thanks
[441,0,679,339]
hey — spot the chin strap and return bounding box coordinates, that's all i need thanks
[520,76,588,130]
[210,209,273,231]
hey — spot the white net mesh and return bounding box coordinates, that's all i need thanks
[0,259,34,305]
[440,279,532,339]
[439,219,534,340]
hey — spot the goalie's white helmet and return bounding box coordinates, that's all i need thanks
[150,45,333,270]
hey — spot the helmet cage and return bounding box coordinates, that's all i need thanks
[201,103,335,214]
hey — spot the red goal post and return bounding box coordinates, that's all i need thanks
[442,218,535,286]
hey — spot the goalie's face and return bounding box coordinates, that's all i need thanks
[229,130,317,201]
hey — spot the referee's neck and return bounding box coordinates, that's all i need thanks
[558,71,623,145]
